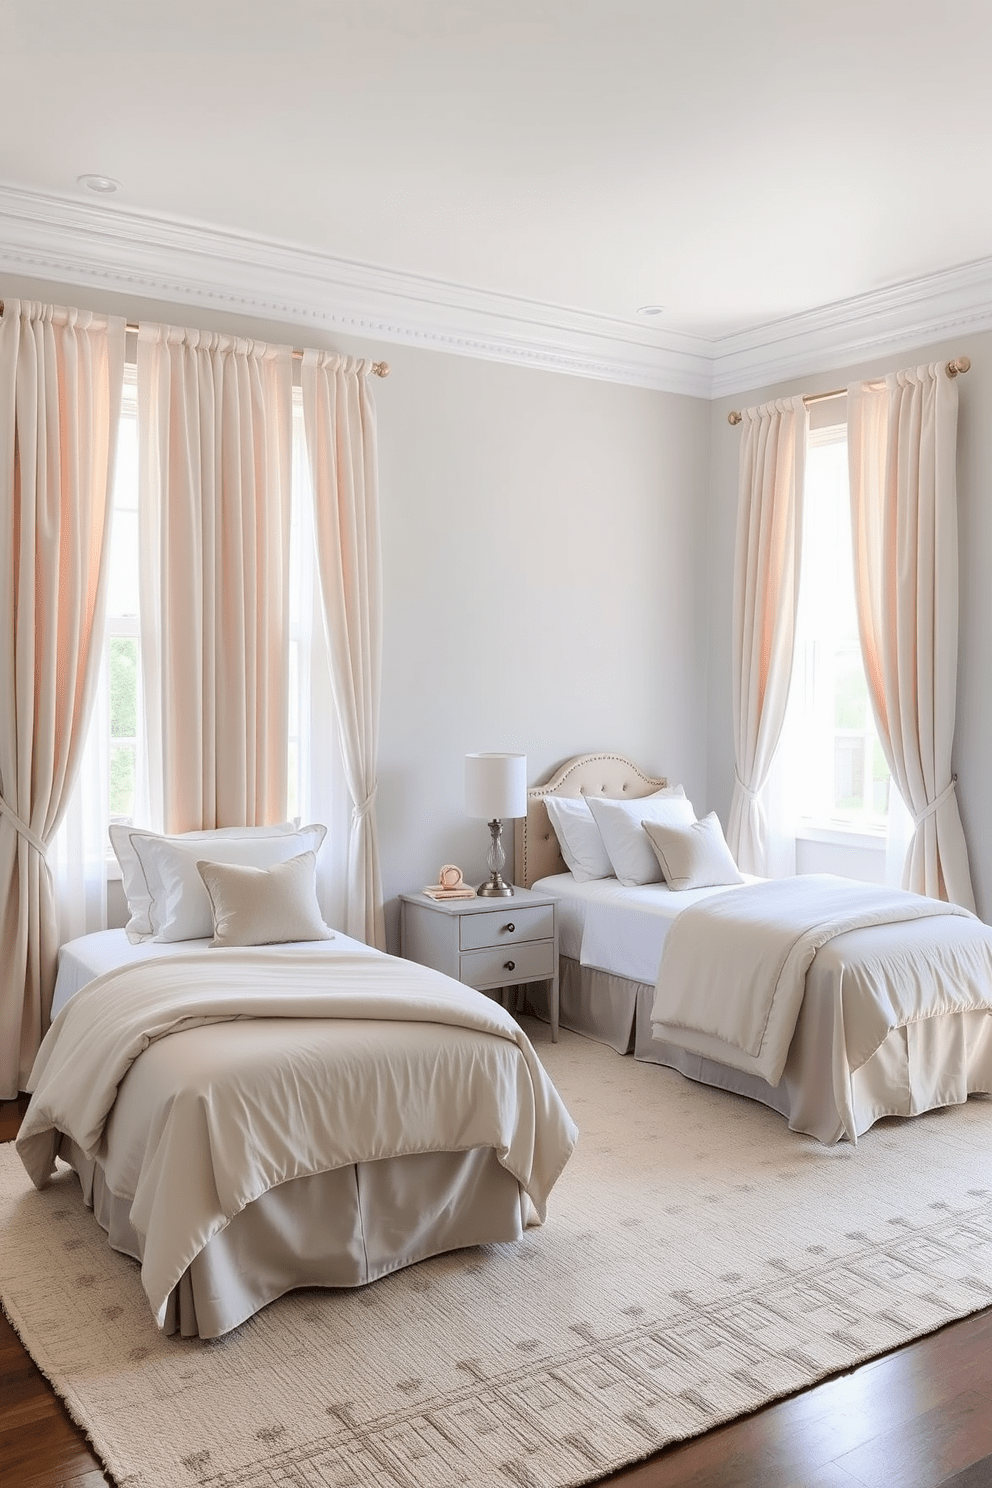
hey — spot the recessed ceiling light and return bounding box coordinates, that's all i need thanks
[637,305,665,317]
[77,173,121,194]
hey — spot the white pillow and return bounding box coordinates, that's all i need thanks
[132,823,327,942]
[642,812,745,891]
[110,820,299,943]
[197,851,333,947]
[587,788,696,887]
[545,796,614,883]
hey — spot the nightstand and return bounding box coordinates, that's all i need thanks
[399,886,559,1041]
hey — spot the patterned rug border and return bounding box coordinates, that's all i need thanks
[180,1203,992,1488]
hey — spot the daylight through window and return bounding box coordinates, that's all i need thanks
[101,374,310,835]
[789,419,891,833]
[106,366,140,825]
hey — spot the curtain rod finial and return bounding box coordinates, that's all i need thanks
[947,355,971,377]
[372,360,390,378]
[728,410,742,425]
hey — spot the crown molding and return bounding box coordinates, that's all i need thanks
[0,183,713,397]
[2,182,992,401]
[709,257,992,397]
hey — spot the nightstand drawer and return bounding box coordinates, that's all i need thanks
[459,904,554,952]
[460,938,556,989]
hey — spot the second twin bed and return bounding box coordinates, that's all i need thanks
[516,752,992,1144]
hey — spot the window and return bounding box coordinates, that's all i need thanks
[106,366,141,826]
[287,389,314,824]
[789,415,891,835]
[100,373,311,834]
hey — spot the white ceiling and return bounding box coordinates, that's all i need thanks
[5,1,992,394]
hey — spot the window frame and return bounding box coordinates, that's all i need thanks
[789,413,891,842]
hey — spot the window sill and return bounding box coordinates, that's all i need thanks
[796,822,886,853]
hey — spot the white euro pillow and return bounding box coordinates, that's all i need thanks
[110,820,299,943]
[132,823,327,942]
[586,788,696,887]
[642,811,745,891]
[197,850,334,947]
[545,796,614,882]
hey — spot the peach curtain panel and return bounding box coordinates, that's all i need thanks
[727,396,806,874]
[301,351,384,949]
[848,364,975,909]
[136,325,293,834]
[0,301,124,1096]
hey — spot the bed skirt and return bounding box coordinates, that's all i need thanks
[524,956,992,1143]
[522,955,637,1053]
[58,1138,526,1338]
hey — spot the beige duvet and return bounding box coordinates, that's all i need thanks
[17,943,577,1328]
[652,875,990,1086]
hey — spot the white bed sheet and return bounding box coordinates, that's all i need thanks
[532,871,759,985]
[51,926,377,1017]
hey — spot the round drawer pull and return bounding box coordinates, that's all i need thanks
[504,922,515,933]
[504,960,515,972]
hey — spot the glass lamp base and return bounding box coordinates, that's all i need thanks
[477,818,514,896]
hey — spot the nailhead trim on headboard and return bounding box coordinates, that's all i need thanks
[515,752,668,888]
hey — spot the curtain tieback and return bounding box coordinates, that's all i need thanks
[0,796,48,857]
[734,771,759,803]
[352,785,378,823]
[914,776,957,827]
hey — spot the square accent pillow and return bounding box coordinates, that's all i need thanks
[197,850,333,947]
[642,811,744,891]
[110,820,299,943]
[545,796,614,882]
[132,823,327,942]
[586,788,696,887]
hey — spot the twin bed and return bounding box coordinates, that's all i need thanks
[516,753,992,1145]
[16,825,577,1339]
[17,753,992,1338]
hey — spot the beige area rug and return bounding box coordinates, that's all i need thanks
[4,1021,992,1488]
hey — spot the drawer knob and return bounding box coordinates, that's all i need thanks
[504,960,515,972]
[504,922,515,933]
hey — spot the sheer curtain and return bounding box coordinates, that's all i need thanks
[288,395,350,933]
[49,664,110,944]
[0,300,124,1096]
[848,363,975,908]
[137,325,293,832]
[52,367,139,944]
[301,351,384,948]
[727,396,806,875]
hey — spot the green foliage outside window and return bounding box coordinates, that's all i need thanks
[109,637,138,819]
[109,638,137,738]
[110,743,135,818]
[834,656,867,730]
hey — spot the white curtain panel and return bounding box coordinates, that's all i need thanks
[301,351,384,949]
[848,364,975,909]
[137,326,293,834]
[49,659,111,945]
[0,300,124,1096]
[728,396,806,875]
[288,401,350,936]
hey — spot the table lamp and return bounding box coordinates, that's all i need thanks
[465,752,527,897]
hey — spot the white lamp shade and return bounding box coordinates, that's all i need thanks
[465,753,527,820]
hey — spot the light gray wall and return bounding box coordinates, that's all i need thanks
[3,276,712,950]
[707,332,992,921]
[373,342,711,947]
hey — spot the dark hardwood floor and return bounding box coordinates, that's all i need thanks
[3,1095,992,1488]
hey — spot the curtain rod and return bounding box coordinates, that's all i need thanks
[726,356,971,425]
[0,301,390,377]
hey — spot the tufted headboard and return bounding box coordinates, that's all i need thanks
[514,752,668,889]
